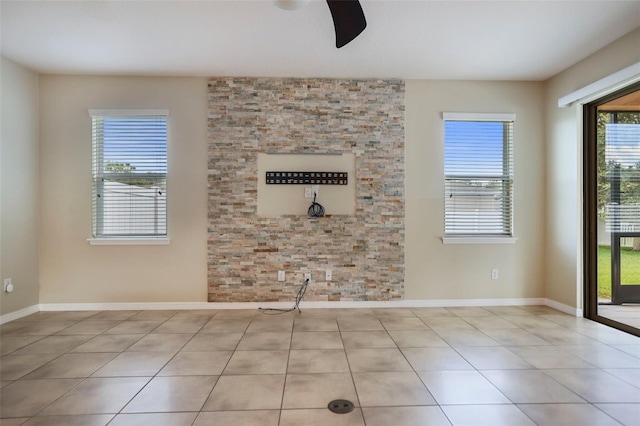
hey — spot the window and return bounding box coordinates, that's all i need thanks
[90,110,168,242]
[443,112,515,241]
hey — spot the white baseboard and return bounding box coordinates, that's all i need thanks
[3,298,581,322]
[544,298,583,317]
[0,304,40,325]
[38,298,547,312]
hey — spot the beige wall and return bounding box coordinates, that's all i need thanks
[39,76,208,303]
[544,27,640,309]
[37,76,548,304]
[404,80,545,300]
[0,56,40,315]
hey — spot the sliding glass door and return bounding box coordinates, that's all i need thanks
[584,84,640,335]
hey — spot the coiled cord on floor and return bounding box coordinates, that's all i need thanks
[259,278,309,315]
[308,193,325,218]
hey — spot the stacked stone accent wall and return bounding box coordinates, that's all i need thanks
[207,78,405,302]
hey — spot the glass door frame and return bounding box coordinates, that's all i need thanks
[583,82,640,337]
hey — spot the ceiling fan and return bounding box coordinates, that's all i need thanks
[274,0,367,48]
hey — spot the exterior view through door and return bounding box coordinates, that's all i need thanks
[585,84,640,336]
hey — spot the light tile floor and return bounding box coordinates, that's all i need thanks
[0,306,639,425]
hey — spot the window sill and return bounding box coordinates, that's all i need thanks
[442,237,518,245]
[88,237,170,246]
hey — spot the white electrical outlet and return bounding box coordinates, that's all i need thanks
[278,271,285,282]
[311,185,319,197]
[304,187,313,198]
[326,270,332,281]
[4,278,14,293]
[491,269,499,280]
[304,273,311,282]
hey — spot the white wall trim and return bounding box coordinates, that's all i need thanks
[0,304,40,324]
[87,238,170,246]
[38,298,547,312]
[544,298,583,317]
[442,237,518,245]
[442,112,516,121]
[558,61,640,108]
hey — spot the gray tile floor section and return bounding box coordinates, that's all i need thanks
[0,306,639,425]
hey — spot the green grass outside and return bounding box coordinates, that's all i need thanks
[597,245,640,299]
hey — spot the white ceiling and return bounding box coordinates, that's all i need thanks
[1,0,639,81]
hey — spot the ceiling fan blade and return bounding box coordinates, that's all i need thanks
[326,0,367,48]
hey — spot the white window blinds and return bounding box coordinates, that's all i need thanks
[90,110,168,238]
[443,113,515,237]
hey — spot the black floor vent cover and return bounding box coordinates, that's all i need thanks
[328,399,355,414]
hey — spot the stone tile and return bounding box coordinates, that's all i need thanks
[104,320,162,335]
[0,335,44,355]
[418,371,510,405]
[200,319,250,333]
[482,328,552,346]
[421,317,475,330]
[202,375,285,410]
[70,334,143,353]
[387,330,449,348]
[109,412,196,426]
[0,379,81,417]
[54,321,120,335]
[40,377,150,415]
[352,372,435,407]
[434,329,499,347]
[291,332,343,349]
[246,318,293,333]
[461,315,519,330]
[543,369,640,403]
[455,346,533,370]
[87,311,140,321]
[126,333,192,352]
[401,347,474,371]
[9,321,76,336]
[595,403,640,426]
[129,310,178,321]
[371,308,416,318]
[411,308,455,317]
[24,353,117,379]
[152,318,208,334]
[223,350,289,375]
[293,318,339,332]
[282,373,358,409]
[193,410,279,426]
[236,332,291,350]
[0,353,59,380]
[123,376,217,413]
[508,346,596,369]
[287,349,350,374]
[181,333,243,351]
[337,318,384,331]
[380,317,429,331]
[518,403,621,426]
[341,331,397,349]
[442,404,535,426]
[14,336,92,354]
[482,370,585,403]
[363,406,451,426]
[346,348,413,372]
[446,307,492,317]
[280,408,365,426]
[20,415,115,426]
[158,351,232,376]
[92,351,174,377]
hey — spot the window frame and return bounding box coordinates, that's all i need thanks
[441,112,517,244]
[87,109,170,246]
